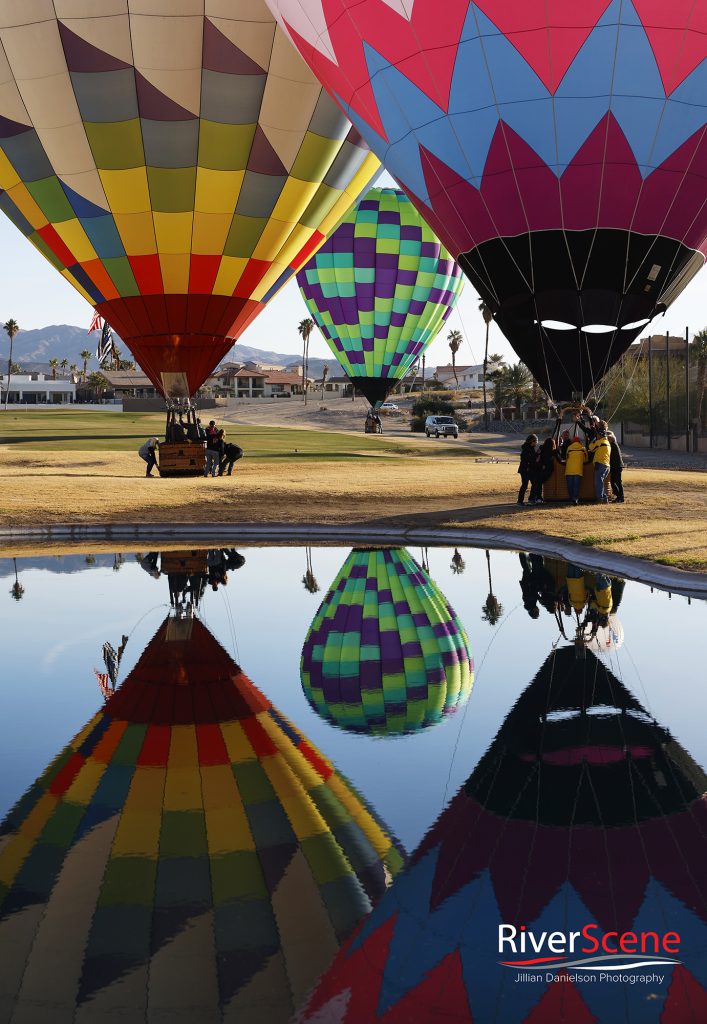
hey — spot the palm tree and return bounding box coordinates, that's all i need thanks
[447,329,463,385]
[693,329,707,431]
[481,550,504,625]
[49,357,59,380]
[302,547,320,593]
[421,352,426,392]
[80,349,92,382]
[3,318,20,410]
[297,318,315,405]
[320,364,329,399]
[494,361,532,417]
[110,340,122,370]
[479,299,494,428]
[9,558,24,600]
[69,363,78,381]
[450,548,466,574]
[60,358,68,375]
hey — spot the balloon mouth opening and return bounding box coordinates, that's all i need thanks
[536,320,651,334]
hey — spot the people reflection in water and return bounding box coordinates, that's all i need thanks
[138,548,245,611]
[0,614,403,1022]
[298,647,707,1022]
[519,553,625,649]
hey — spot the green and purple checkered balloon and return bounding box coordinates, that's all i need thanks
[301,548,474,735]
[296,188,464,407]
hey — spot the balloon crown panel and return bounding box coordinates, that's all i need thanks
[267,0,707,399]
[0,5,378,396]
[301,548,473,735]
[297,187,463,407]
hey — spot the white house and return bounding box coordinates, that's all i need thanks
[0,372,76,405]
[434,364,486,389]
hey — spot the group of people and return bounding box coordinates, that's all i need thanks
[365,409,383,433]
[140,548,246,610]
[517,412,625,506]
[137,419,243,478]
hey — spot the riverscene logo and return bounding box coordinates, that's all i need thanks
[498,924,681,972]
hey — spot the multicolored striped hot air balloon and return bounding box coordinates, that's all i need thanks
[297,646,707,1023]
[268,0,707,401]
[301,548,473,735]
[0,3,378,399]
[0,615,403,1021]
[296,188,464,407]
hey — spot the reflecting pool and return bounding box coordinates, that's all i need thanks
[1,546,706,1023]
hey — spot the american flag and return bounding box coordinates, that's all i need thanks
[96,321,113,367]
[88,310,103,333]
[94,668,113,700]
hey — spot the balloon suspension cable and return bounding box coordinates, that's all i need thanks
[164,397,199,443]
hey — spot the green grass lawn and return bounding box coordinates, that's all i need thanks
[0,409,476,461]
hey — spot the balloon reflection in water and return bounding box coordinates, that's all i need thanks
[299,646,707,1022]
[301,548,473,735]
[0,616,402,1021]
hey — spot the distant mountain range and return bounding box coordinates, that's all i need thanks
[2,325,339,377]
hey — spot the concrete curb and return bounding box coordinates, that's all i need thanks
[1,521,705,598]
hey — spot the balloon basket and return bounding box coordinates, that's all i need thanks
[542,460,611,502]
[160,550,208,575]
[158,441,205,477]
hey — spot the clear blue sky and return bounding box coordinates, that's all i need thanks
[1,170,704,369]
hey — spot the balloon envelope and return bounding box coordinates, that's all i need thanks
[0,615,403,1020]
[297,646,707,1022]
[0,4,378,397]
[301,548,473,735]
[267,0,707,399]
[297,187,464,406]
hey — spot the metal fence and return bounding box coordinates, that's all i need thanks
[598,332,706,453]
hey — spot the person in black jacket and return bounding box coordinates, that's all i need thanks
[530,436,560,504]
[606,430,625,502]
[517,434,538,505]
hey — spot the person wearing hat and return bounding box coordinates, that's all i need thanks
[588,429,611,502]
[138,436,160,477]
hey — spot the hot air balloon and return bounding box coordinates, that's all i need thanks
[298,645,707,1022]
[296,187,464,407]
[301,548,473,735]
[0,614,403,1021]
[267,1,707,401]
[0,4,379,402]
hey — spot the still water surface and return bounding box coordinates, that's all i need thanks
[1,546,705,1022]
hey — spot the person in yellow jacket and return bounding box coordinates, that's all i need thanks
[564,435,587,505]
[589,430,611,503]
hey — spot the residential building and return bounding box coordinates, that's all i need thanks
[315,375,353,396]
[630,334,690,359]
[434,364,486,388]
[233,368,267,398]
[0,372,75,404]
[98,369,158,399]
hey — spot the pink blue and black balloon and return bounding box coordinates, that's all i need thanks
[267,1,707,400]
